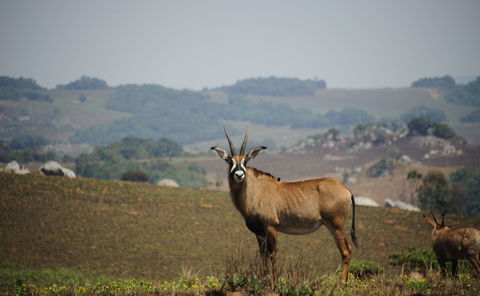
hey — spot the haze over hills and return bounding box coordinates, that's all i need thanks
[1,75,480,153]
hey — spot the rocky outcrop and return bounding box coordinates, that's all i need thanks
[355,196,380,207]
[157,178,180,188]
[40,161,76,178]
[289,124,407,153]
[5,161,30,175]
[410,136,463,159]
[384,199,420,212]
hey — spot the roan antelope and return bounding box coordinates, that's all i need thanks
[423,212,480,276]
[211,128,358,285]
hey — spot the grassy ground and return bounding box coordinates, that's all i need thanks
[1,172,479,295]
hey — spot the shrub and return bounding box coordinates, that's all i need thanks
[407,116,455,139]
[349,260,383,278]
[401,106,447,123]
[56,76,108,90]
[411,75,456,89]
[389,246,438,271]
[367,158,395,178]
[432,122,455,139]
[121,170,149,183]
[416,170,463,214]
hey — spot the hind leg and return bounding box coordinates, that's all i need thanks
[467,255,480,274]
[326,221,352,286]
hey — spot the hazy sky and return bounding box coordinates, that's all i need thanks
[1,0,479,90]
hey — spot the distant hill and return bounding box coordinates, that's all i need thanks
[220,76,326,96]
[1,75,480,150]
[1,172,479,281]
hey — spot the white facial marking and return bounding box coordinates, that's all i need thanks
[240,159,246,172]
[230,158,237,173]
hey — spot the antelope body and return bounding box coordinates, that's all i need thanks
[212,128,357,285]
[424,213,480,276]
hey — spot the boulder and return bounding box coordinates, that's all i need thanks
[40,161,76,178]
[384,199,420,212]
[355,196,380,207]
[157,178,180,188]
[394,200,420,212]
[61,167,76,178]
[5,161,30,175]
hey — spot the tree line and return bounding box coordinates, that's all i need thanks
[221,76,327,96]
[0,76,52,102]
[71,83,374,145]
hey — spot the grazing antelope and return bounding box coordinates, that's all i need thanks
[423,212,480,276]
[211,128,358,285]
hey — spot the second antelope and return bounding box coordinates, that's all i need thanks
[211,128,358,285]
[424,212,480,276]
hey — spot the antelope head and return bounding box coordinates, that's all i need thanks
[211,127,266,183]
[423,212,448,231]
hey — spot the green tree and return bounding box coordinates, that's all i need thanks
[411,75,456,89]
[450,167,480,217]
[444,76,480,107]
[432,122,455,139]
[407,116,455,139]
[9,134,49,150]
[416,171,462,214]
[407,117,433,136]
[56,76,109,90]
[401,106,447,123]
[121,170,149,182]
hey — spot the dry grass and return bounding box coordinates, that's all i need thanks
[1,172,480,295]
[221,248,480,296]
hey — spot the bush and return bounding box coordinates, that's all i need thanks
[121,170,149,183]
[411,75,456,89]
[450,167,480,217]
[223,76,326,96]
[349,260,383,278]
[444,76,480,107]
[401,106,447,123]
[416,170,463,214]
[367,158,395,178]
[432,122,455,139]
[407,116,455,139]
[389,246,438,271]
[56,76,108,90]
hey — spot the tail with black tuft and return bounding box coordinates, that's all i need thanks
[351,194,359,247]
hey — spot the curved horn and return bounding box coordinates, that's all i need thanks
[240,126,249,155]
[224,127,236,156]
[430,212,439,225]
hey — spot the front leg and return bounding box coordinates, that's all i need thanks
[255,226,278,260]
[451,259,458,277]
[437,256,447,276]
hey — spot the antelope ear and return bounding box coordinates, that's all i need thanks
[211,146,231,161]
[245,146,267,161]
[423,214,436,227]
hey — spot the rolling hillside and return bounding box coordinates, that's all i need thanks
[1,172,479,282]
[2,78,480,153]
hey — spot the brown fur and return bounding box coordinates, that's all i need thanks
[424,214,480,276]
[216,154,357,285]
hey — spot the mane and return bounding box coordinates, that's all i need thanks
[250,167,281,182]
